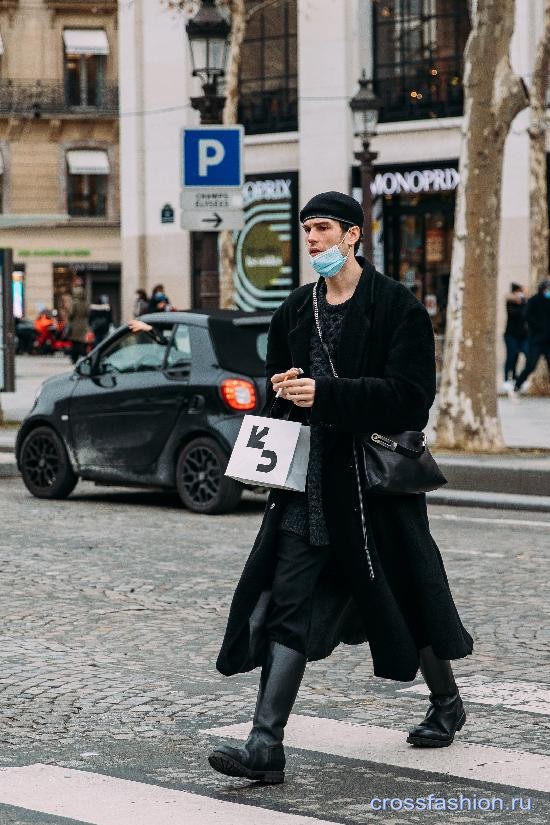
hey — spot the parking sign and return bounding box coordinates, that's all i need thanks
[181,126,245,231]
[182,126,243,188]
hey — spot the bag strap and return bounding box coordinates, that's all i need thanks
[370,432,425,458]
[312,280,339,378]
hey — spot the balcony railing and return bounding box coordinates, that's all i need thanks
[45,0,116,10]
[0,80,118,117]
[238,87,298,135]
[376,69,464,123]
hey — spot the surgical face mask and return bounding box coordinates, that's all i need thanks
[309,232,351,278]
[544,290,550,299]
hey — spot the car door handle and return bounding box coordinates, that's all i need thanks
[188,394,205,414]
[165,365,191,379]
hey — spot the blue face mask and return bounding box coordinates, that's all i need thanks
[544,290,550,299]
[309,232,351,278]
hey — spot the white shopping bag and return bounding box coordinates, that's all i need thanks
[225,415,311,491]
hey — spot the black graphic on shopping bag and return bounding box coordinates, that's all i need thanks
[246,425,277,473]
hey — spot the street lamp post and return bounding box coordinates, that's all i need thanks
[186,0,230,125]
[350,72,382,262]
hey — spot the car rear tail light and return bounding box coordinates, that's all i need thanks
[220,379,257,411]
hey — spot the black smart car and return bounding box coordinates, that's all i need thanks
[16,310,271,514]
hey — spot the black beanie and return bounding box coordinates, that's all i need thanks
[300,191,364,228]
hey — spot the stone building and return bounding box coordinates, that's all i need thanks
[118,0,544,368]
[0,0,120,322]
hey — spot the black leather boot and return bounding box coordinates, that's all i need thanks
[407,645,466,748]
[208,641,307,783]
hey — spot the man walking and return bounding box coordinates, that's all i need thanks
[209,192,473,784]
[512,278,550,398]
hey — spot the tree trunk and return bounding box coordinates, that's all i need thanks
[435,0,529,451]
[527,0,550,396]
[218,0,246,309]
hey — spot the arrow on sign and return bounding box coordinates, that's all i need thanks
[201,212,222,228]
[247,426,270,450]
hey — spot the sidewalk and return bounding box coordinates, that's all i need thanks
[2,355,550,507]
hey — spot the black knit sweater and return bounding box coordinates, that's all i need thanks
[279,281,351,545]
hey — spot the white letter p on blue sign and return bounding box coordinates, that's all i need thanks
[198,139,226,177]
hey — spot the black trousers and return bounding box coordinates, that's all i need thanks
[265,530,331,655]
[515,341,550,390]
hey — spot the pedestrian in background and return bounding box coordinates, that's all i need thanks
[66,279,89,364]
[209,191,473,785]
[512,278,550,399]
[134,289,149,317]
[503,283,528,390]
[148,284,171,313]
[88,295,113,347]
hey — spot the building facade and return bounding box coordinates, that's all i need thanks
[0,0,120,322]
[121,0,541,349]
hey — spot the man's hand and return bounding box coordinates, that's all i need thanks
[128,319,153,334]
[271,367,302,396]
[272,373,316,408]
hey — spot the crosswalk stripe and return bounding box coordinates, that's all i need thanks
[205,715,550,794]
[430,513,550,528]
[399,676,550,716]
[0,764,342,825]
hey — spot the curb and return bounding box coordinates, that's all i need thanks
[0,461,19,478]
[428,489,550,513]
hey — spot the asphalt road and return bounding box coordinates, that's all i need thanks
[0,477,548,824]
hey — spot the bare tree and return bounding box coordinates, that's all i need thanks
[527,0,550,396]
[218,0,247,309]
[218,0,288,308]
[166,0,288,309]
[435,0,529,452]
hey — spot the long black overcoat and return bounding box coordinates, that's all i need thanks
[216,262,474,682]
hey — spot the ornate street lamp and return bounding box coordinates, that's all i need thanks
[186,0,230,125]
[349,72,382,261]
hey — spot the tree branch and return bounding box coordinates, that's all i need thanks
[247,0,288,22]
[493,61,529,127]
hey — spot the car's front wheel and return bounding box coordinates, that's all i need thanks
[176,436,241,514]
[19,426,78,499]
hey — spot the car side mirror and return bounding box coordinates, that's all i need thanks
[75,357,93,377]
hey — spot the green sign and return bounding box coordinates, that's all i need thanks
[16,249,91,258]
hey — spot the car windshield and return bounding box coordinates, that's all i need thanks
[208,319,270,377]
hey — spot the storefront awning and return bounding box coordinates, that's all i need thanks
[63,29,109,56]
[67,149,110,175]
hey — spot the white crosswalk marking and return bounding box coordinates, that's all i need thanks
[205,715,550,793]
[0,764,342,825]
[430,513,550,528]
[399,676,550,716]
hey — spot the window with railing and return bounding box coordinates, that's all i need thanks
[238,0,297,135]
[65,54,105,107]
[373,0,470,122]
[67,174,107,217]
[63,29,109,109]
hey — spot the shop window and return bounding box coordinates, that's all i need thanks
[238,0,297,134]
[373,0,470,122]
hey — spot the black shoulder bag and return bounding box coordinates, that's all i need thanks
[312,278,447,495]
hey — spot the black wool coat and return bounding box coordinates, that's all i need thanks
[216,262,474,682]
